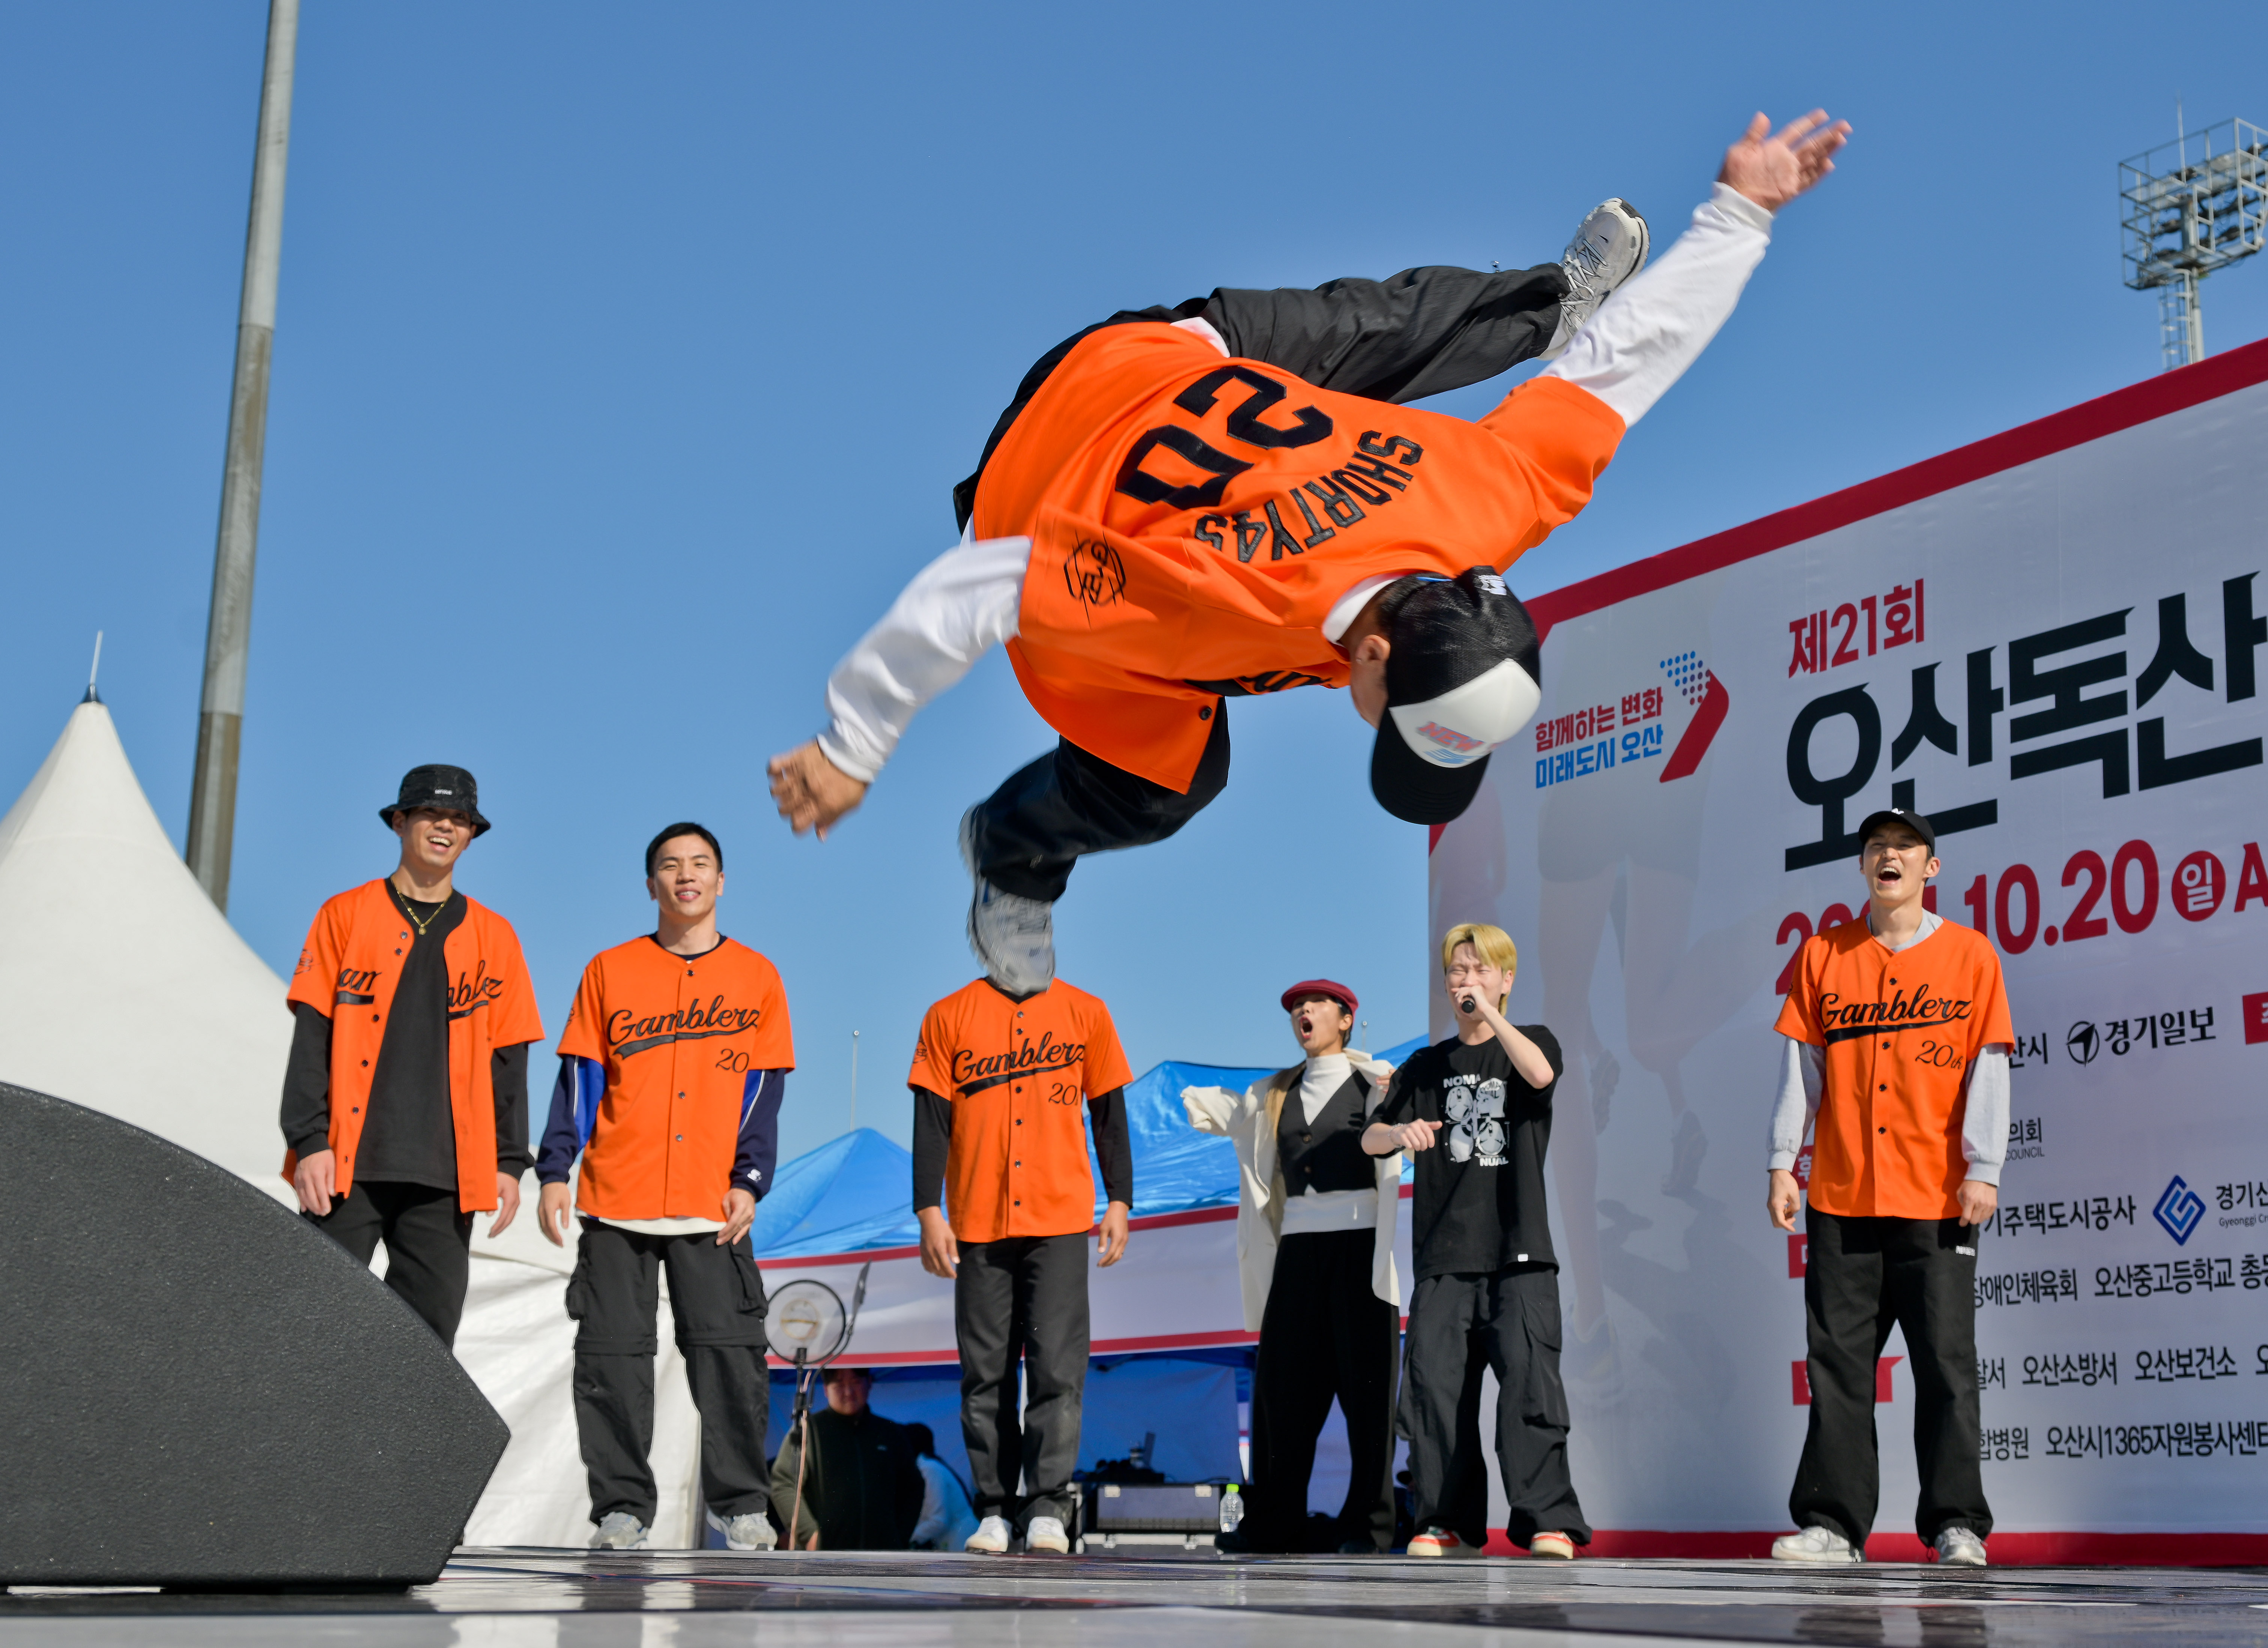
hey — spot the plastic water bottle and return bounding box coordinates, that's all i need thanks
[1218,1484,1244,1535]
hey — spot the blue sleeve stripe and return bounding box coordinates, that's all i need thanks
[535,1054,609,1183]
[736,1068,787,1199]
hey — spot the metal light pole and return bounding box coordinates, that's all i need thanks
[850,1029,860,1131]
[2120,113,2266,372]
[186,0,298,909]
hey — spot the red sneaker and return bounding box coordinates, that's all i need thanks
[1528,1532,1575,1559]
[1407,1527,1483,1559]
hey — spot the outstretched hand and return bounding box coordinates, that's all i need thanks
[1719,110,1851,212]
[767,740,869,839]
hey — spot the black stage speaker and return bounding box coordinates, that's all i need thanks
[0,1084,509,1587]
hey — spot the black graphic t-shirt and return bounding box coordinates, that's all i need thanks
[1378,1027,1564,1281]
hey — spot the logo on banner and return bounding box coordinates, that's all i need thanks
[1658,650,1729,781]
[1532,650,1729,790]
[2066,1022,2101,1065]
[2245,991,2268,1046]
[2152,1175,2206,1245]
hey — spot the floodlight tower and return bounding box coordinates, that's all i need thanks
[2120,116,2267,370]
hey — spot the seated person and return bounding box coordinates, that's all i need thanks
[769,1367,925,1551]
[906,1423,981,1553]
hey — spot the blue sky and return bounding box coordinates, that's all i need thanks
[4,2,2263,1166]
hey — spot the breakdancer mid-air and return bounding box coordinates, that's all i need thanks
[770,111,1849,990]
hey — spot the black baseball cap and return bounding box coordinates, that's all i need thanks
[381,765,490,837]
[1856,807,1935,854]
[1369,568,1544,826]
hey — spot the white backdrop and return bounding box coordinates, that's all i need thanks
[1429,344,2268,1544]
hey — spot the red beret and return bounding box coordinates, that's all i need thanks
[1280,978,1358,1015]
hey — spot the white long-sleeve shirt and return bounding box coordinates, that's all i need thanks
[814,185,1776,786]
[1765,911,2013,1186]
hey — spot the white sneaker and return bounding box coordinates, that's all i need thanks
[1771,1524,1860,1563]
[591,1510,650,1550]
[1025,1514,1071,1555]
[717,1510,777,1552]
[1935,1527,1988,1567]
[966,1514,1013,1554]
[960,811,1054,994]
[1539,198,1650,360]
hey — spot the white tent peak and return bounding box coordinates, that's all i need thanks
[0,698,293,1190]
[0,700,188,864]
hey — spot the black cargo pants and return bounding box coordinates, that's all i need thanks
[567,1218,772,1529]
[1791,1207,1992,1547]
[955,1231,1090,1527]
[1400,1265,1590,1551]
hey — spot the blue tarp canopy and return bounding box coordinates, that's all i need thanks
[746,1127,920,1257]
[748,1034,1431,1259]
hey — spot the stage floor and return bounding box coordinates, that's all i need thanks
[10,1548,2268,1647]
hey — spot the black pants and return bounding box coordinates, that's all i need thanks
[304,1178,472,1347]
[955,1232,1088,1525]
[960,260,1569,903]
[567,1218,772,1527]
[1793,1208,1991,1547]
[1248,1228,1400,1551]
[1401,1266,1589,1550]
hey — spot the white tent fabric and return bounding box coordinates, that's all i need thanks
[0,701,699,1547]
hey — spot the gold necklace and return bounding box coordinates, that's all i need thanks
[393,880,448,937]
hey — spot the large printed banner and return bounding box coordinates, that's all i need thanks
[1429,342,2268,1546]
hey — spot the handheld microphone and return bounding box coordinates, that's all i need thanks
[1459,996,1477,1015]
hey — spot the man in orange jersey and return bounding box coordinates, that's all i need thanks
[281,765,544,1347]
[536,822,794,1552]
[1767,808,2012,1568]
[909,975,1133,1555]
[772,110,1850,992]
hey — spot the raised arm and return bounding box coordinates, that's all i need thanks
[1537,110,1849,429]
[768,535,1032,838]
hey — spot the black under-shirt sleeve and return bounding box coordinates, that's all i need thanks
[280,1001,334,1158]
[1086,1087,1133,1208]
[492,1041,532,1177]
[1522,1025,1566,1090]
[912,1086,952,1213]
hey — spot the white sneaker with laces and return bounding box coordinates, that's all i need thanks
[1539,198,1650,361]
[591,1510,650,1550]
[1025,1514,1071,1555]
[717,1511,777,1551]
[1770,1524,1860,1563]
[966,1514,1013,1554]
[960,811,1054,994]
[1935,1527,1988,1567]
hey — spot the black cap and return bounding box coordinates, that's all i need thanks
[1369,568,1544,826]
[381,765,491,837]
[1856,807,1934,855]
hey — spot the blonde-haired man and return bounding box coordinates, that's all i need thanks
[1182,979,1402,1553]
[1364,923,1586,1559]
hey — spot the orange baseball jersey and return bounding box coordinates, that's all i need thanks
[556,936,795,1222]
[1775,918,2015,1220]
[283,880,545,1212]
[907,978,1134,1243]
[971,321,1625,792]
